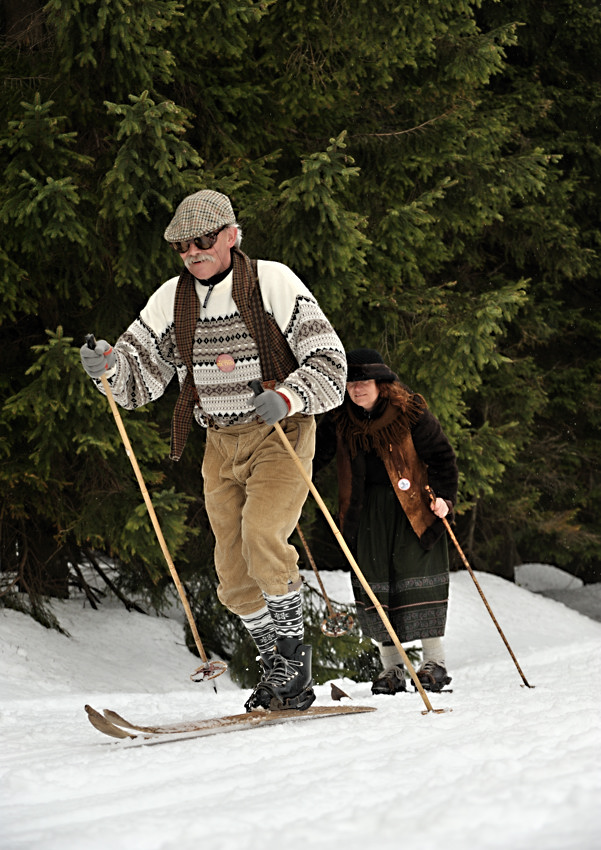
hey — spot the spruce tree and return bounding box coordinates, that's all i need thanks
[0,0,204,620]
[471,0,601,579]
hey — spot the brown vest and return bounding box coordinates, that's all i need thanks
[170,248,298,460]
[337,432,435,542]
[334,396,436,544]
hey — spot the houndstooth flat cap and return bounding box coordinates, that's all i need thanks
[164,190,237,242]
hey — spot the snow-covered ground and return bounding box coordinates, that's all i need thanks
[1,566,600,850]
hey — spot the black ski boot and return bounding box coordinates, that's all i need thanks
[242,652,274,712]
[371,664,407,695]
[244,637,315,712]
[413,661,452,692]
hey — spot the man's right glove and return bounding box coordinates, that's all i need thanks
[80,339,116,378]
[252,388,290,424]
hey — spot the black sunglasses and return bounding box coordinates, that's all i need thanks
[169,225,228,253]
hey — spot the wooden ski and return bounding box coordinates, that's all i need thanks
[85,703,376,747]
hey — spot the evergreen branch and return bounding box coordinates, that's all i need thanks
[351,108,458,140]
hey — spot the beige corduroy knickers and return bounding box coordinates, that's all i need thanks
[202,413,315,616]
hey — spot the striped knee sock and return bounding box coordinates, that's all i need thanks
[239,605,277,657]
[263,586,304,641]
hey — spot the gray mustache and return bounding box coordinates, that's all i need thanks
[184,254,216,269]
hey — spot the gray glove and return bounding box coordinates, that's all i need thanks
[80,339,116,378]
[253,389,289,424]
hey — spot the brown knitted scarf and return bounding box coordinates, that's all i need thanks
[170,247,297,460]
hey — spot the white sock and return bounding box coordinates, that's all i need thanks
[421,637,445,666]
[375,640,405,672]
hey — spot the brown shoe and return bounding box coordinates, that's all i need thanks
[415,661,452,692]
[371,665,407,695]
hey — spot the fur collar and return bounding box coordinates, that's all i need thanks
[334,394,424,458]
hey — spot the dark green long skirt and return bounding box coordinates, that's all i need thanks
[352,483,449,643]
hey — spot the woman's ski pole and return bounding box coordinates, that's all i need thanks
[295,522,354,637]
[425,486,533,688]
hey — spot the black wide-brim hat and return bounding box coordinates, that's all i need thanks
[346,348,399,383]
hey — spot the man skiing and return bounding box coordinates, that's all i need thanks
[80,189,347,711]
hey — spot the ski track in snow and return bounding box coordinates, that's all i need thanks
[1,569,600,850]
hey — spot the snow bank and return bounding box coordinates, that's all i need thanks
[1,570,600,850]
[514,562,584,592]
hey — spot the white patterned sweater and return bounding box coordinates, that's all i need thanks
[98,259,347,429]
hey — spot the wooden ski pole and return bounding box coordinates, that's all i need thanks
[425,486,533,688]
[249,382,443,713]
[296,523,336,618]
[85,336,226,682]
[296,522,353,637]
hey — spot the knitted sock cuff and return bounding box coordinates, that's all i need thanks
[239,605,277,657]
[263,588,304,640]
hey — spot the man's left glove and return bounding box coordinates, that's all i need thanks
[253,389,289,424]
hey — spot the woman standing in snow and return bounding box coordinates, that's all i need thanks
[314,349,458,694]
